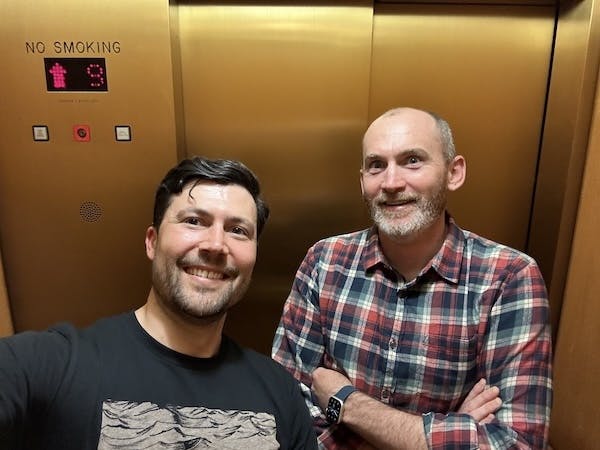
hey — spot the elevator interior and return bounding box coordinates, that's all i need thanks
[0,1,599,446]
[0,0,558,342]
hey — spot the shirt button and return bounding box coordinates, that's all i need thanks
[381,388,390,400]
[389,338,397,350]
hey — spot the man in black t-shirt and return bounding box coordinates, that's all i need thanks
[0,156,317,450]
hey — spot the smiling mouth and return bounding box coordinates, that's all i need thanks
[381,198,415,207]
[184,267,228,280]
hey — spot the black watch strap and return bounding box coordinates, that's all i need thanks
[334,385,358,403]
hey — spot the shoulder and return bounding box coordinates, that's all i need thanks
[1,322,78,356]
[313,228,370,249]
[80,311,133,338]
[305,229,370,261]
[0,322,81,403]
[453,226,546,293]
[0,313,133,370]
[460,227,539,270]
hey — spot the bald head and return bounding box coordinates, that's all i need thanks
[363,107,456,164]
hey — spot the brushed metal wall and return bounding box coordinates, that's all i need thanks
[0,249,12,337]
[175,2,374,351]
[369,3,554,249]
[550,64,600,450]
[174,2,554,353]
[0,0,178,331]
[0,1,557,355]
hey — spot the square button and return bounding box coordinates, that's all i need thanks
[115,125,131,141]
[32,125,49,141]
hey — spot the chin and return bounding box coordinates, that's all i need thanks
[180,307,227,325]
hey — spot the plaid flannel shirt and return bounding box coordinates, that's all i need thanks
[272,216,552,449]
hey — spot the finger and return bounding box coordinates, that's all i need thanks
[461,385,500,412]
[462,378,486,404]
[468,397,502,422]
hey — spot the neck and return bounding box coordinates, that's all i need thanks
[378,214,447,282]
[135,288,225,358]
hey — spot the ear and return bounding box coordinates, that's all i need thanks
[359,169,365,196]
[145,226,158,261]
[446,155,466,192]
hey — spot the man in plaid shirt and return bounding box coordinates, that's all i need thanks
[272,107,552,449]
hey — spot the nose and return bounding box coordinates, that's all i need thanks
[198,225,229,255]
[380,165,406,193]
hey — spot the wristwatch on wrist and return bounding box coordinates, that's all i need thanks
[325,385,358,424]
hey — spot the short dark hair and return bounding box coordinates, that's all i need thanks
[153,156,270,237]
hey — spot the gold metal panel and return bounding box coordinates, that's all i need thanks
[550,63,600,450]
[0,1,178,331]
[0,249,13,337]
[369,3,555,250]
[176,2,373,353]
[528,0,600,340]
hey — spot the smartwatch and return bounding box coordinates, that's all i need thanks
[325,385,358,424]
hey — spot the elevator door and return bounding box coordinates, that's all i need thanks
[175,1,554,354]
[369,3,555,248]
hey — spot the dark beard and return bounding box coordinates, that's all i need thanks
[151,262,248,325]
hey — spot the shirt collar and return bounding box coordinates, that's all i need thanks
[363,213,465,284]
[429,214,464,284]
[363,226,386,271]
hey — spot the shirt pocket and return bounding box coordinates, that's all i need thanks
[418,332,479,407]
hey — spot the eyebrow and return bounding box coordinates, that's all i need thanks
[364,147,428,161]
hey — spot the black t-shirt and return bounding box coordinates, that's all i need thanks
[0,312,317,449]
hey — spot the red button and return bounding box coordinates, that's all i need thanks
[73,125,91,142]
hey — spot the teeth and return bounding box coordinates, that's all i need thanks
[187,268,225,279]
[384,197,414,206]
[385,201,409,206]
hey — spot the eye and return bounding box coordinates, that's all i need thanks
[230,225,251,238]
[183,216,202,226]
[405,155,423,167]
[365,159,386,174]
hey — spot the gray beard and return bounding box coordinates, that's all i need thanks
[369,189,447,239]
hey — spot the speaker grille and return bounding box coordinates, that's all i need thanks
[79,201,103,223]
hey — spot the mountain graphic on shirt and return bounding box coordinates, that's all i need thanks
[97,399,279,449]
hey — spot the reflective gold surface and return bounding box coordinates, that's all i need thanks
[0,249,12,337]
[550,61,600,450]
[176,2,373,351]
[0,0,178,331]
[528,0,600,339]
[174,2,556,352]
[370,3,555,250]
[0,0,593,363]
[543,0,600,447]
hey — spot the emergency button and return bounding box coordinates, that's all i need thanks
[73,124,91,142]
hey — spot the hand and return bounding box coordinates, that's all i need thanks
[458,378,502,424]
[311,367,353,411]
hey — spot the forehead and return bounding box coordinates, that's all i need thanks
[168,181,257,222]
[363,111,442,158]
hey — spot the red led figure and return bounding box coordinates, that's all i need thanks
[86,63,105,88]
[49,62,67,89]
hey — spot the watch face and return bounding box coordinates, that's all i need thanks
[325,397,342,424]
